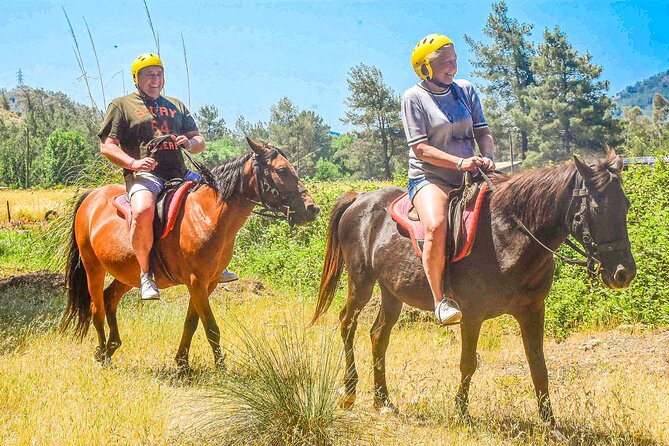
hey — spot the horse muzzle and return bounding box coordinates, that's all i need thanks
[600,261,636,290]
[289,203,320,226]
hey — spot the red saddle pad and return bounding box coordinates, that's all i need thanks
[112,180,196,239]
[389,182,488,262]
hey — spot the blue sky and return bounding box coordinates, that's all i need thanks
[1,0,667,132]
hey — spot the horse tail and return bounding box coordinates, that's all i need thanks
[309,190,360,326]
[60,190,92,339]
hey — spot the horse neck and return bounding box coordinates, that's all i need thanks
[493,164,576,247]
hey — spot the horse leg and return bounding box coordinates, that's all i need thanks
[103,279,131,361]
[515,306,556,426]
[339,278,375,409]
[175,299,199,370]
[455,317,482,419]
[187,283,223,369]
[370,285,403,412]
[85,264,108,363]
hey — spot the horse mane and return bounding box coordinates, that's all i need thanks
[491,150,622,230]
[210,152,253,200]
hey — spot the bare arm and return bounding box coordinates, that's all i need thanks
[100,136,157,172]
[412,141,485,173]
[174,131,205,154]
[474,126,496,171]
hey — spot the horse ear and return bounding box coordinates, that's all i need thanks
[246,137,267,156]
[573,154,595,181]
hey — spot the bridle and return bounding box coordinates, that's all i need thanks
[479,166,631,278]
[248,144,308,223]
[563,171,631,277]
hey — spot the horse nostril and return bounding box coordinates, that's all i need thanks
[308,204,320,215]
[614,265,627,284]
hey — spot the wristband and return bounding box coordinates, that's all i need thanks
[456,157,464,171]
[483,153,494,161]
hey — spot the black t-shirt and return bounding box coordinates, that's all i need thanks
[98,93,198,180]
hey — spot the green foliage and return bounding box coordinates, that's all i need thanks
[523,27,618,166]
[194,104,230,141]
[545,160,669,338]
[194,137,245,168]
[41,130,91,186]
[229,180,383,298]
[615,68,669,115]
[268,97,332,178]
[465,1,535,159]
[342,64,405,179]
[0,86,98,188]
[313,158,343,181]
[188,320,367,445]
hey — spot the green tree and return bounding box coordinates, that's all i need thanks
[195,104,229,141]
[41,129,90,186]
[234,115,269,142]
[465,1,535,160]
[342,64,404,179]
[268,97,332,177]
[524,27,618,164]
[195,137,245,168]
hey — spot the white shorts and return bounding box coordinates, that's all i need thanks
[125,170,201,199]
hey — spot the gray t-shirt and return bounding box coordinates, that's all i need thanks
[401,79,488,185]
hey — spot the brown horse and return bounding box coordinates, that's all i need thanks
[310,150,635,430]
[62,138,319,368]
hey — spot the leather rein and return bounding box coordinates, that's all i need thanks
[477,167,631,278]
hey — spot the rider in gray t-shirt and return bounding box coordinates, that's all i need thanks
[401,33,496,326]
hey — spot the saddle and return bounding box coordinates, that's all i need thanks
[389,172,489,262]
[112,179,197,240]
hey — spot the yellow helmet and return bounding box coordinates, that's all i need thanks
[131,53,163,85]
[411,34,453,80]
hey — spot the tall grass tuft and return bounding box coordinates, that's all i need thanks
[183,319,368,445]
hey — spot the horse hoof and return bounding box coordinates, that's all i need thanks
[550,427,568,443]
[377,403,400,415]
[340,393,356,409]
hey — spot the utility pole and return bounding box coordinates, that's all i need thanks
[25,127,30,189]
[509,131,515,173]
[16,68,24,86]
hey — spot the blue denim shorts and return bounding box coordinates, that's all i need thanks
[407,175,456,203]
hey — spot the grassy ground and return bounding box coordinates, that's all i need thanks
[0,276,666,445]
[0,188,76,224]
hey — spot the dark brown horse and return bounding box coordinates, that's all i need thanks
[62,138,319,368]
[311,150,635,430]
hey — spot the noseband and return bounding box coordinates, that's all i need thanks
[250,144,308,222]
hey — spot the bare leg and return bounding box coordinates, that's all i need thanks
[412,183,450,307]
[455,316,482,418]
[370,285,403,411]
[339,277,375,409]
[129,190,155,275]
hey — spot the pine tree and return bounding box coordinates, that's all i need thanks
[464,1,535,159]
[342,63,403,179]
[525,27,618,164]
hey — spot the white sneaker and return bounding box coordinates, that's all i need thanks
[435,300,462,325]
[219,269,239,284]
[140,273,160,300]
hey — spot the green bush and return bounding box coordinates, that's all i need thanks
[546,158,669,337]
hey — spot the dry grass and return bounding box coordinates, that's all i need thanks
[0,277,667,445]
[0,188,77,225]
